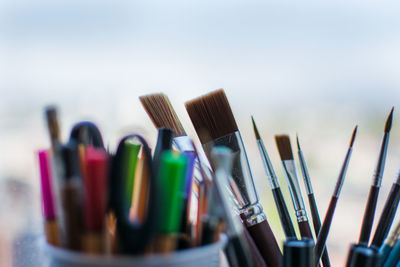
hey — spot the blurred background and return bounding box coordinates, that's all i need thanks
[1,0,400,266]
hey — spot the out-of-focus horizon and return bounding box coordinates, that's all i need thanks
[1,0,400,266]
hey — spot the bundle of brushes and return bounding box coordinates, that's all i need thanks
[37,89,400,267]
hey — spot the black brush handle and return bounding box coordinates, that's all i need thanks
[298,220,313,239]
[308,194,331,267]
[272,188,297,238]
[247,219,282,267]
[371,183,400,247]
[315,196,338,266]
[359,185,380,244]
[225,234,255,267]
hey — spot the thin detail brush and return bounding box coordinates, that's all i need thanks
[251,116,296,239]
[297,134,331,267]
[359,107,394,245]
[275,135,313,240]
[314,126,358,266]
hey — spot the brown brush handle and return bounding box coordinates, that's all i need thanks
[243,226,268,267]
[359,185,380,244]
[298,220,313,239]
[246,220,282,267]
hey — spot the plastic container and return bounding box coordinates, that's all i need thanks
[43,235,228,267]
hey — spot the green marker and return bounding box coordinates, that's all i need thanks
[121,141,141,206]
[158,151,188,234]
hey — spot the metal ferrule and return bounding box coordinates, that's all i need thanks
[204,131,264,224]
[372,132,390,187]
[333,148,353,197]
[298,150,314,195]
[282,160,307,222]
[256,140,280,189]
[173,135,211,183]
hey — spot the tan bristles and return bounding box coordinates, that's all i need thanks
[185,89,238,144]
[139,93,186,137]
[274,135,294,160]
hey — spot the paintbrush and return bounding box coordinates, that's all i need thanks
[275,135,314,240]
[297,134,331,267]
[379,221,400,266]
[371,169,400,248]
[139,93,209,169]
[185,89,281,267]
[314,126,358,266]
[358,107,394,245]
[251,116,296,239]
[211,146,255,267]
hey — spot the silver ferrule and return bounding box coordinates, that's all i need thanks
[298,150,314,195]
[333,148,353,197]
[372,132,390,187]
[257,140,280,189]
[173,135,211,183]
[282,159,307,215]
[204,131,264,222]
[173,135,211,168]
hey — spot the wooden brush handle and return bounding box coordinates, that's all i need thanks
[315,197,338,266]
[247,219,282,267]
[272,188,296,238]
[359,185,380,244]
[243,226,268,267]
[298,220,313,239]
[371,183,400,248]
[308,194,331,267]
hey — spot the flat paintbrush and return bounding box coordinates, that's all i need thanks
[314,126,358,266]
[297,134,331,267]
[251,116,296,239]
[358,107,394,245]
[186,89,281,267]
[275,135,314,240]
[139,93,209,170]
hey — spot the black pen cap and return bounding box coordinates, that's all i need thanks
[283,238,314,267]
[345,243,381,267]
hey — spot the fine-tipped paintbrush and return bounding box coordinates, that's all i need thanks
[297,134,331,267]
[314,126,358,265]
[275,135,314,240]
[251,116,296,239]
[358,107,394,245]
[186,89,281,267]
[371,168,400,248]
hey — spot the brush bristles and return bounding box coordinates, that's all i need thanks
[139,93,186,137]
[275,135,294,160]
[185,89,238,144]
[385,107,394,133]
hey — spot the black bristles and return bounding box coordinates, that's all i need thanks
[251,116,261,140]
[275,135,294,160]
[385,107,394,133]
[185,89,238,144]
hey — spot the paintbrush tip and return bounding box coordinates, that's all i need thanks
[275,134,294,160]
[296,133,301,151]
[384,107,394,133]
[251,116,261,140]
[350,125,358,147]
